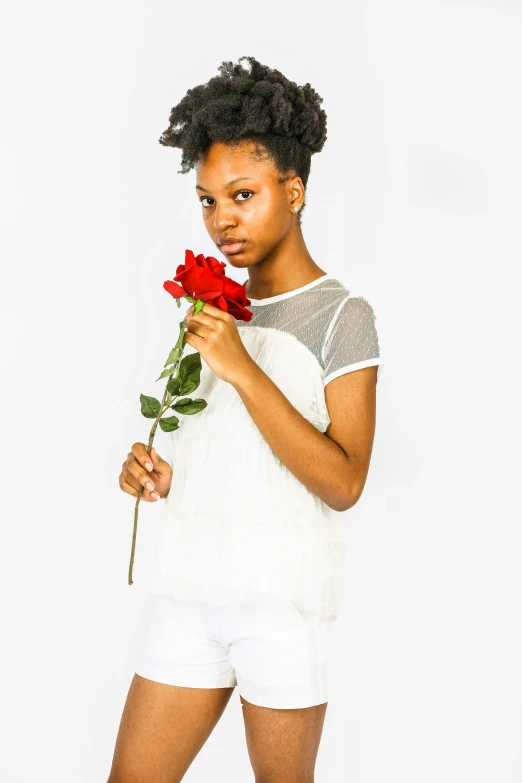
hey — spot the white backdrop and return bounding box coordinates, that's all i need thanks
[1,1,521,781]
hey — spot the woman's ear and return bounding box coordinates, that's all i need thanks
[288,175,305,213]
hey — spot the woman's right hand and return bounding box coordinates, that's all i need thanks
[119,443,173,501]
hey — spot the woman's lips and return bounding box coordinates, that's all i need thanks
[220,241,245,255]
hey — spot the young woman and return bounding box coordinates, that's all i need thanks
[110,56,383,782]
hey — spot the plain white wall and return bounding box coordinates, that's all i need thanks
[1,1,521,781]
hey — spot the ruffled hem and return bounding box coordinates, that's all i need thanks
[145,513,347,619]
[146,567,343,620]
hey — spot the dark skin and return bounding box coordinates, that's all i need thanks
[111,138,377,782]
[195,139,327,299]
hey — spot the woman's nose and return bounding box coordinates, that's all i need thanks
[213,204,236,231]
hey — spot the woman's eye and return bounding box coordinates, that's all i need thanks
[200,197,215,208]
[236,191,253,201]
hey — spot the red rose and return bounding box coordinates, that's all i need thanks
[163,249,253,322]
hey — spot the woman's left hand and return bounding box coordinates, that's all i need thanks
[183,302,255,386]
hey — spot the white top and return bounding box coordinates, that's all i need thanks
[146,274,383,619]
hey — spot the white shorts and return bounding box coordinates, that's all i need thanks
[134,595,337,709]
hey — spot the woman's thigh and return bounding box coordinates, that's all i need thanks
[107,673,235,783]
[240,695,328,782]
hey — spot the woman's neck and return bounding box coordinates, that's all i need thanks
[244,227,327,300]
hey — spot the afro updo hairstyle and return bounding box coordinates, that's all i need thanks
[158,56,327,218]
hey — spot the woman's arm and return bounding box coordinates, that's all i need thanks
[183,300,379,511]
[232,363,378,512]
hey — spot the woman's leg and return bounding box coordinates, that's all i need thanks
[240,696,328,783]
[106,673,235,783]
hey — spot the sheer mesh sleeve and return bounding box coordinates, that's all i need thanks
[322,295,383,386]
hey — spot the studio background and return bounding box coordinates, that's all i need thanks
[1,1,521,781]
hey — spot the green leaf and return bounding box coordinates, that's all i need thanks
[171,397,208,415]
[156,365,176,381]
[178,352,203,395]
[164,346,181,367]
[140,393,161,418]
[159,415,180,433]
[166,376,181,396]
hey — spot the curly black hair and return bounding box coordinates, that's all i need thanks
[159,56,327,217]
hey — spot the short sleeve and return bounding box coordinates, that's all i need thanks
[322,295,383,386]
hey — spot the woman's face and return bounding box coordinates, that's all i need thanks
[195,140,302,269]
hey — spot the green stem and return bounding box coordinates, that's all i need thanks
[128,311,189,585]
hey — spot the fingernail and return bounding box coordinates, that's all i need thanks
[151,492,159,500]
[145,462,153,471]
